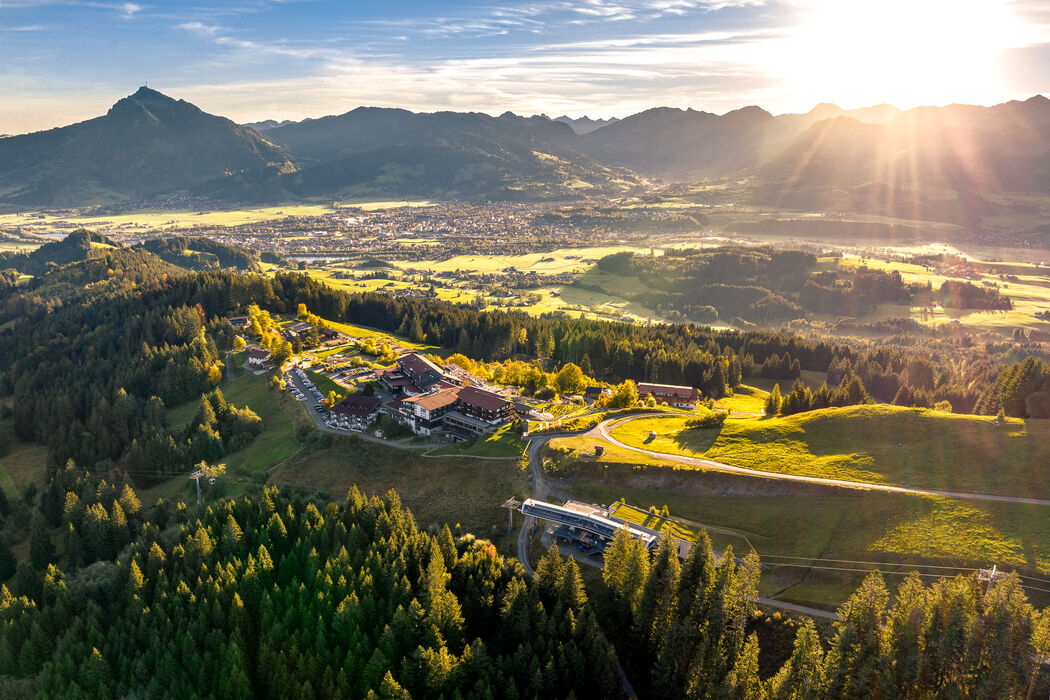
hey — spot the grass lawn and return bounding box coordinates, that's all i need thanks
[306,369,346,397]
[229,351,247,378]
[270,436,531,555]
[321,317,438,353]
[429,422,528,458]
[608,405,1050,499]
[715,384,768,414]
[558,457,1050,608]
[0,433,48,498]
[165,370,309,477]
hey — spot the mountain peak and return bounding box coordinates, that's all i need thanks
[129,85,173,102]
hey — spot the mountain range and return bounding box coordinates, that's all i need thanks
[1,87,1048,225]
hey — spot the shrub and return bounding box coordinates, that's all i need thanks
[686,412,727,429]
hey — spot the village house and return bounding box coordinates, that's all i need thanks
[247,347,272,368]
[637,382,699,409]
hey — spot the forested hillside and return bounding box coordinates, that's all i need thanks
[0,241,1048,696]
[585,248,1011,325]
[0,487,622,698]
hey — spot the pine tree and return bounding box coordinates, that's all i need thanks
[823,571,888,697]
[769,618,824,699]
[0,537,16,581]
[765,384,782,417]
[723,632,764,699]
[29,515,54,570]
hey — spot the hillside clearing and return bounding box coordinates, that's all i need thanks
[607,405,1050,499]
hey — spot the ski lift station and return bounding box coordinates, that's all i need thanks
[520,498,660,555]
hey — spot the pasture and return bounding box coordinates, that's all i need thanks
[553,451,1050,607]
[606,405,1050,499]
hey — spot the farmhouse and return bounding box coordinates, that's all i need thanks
[247,347,272,368]
[330,395,382,429]
[637,382,698,409]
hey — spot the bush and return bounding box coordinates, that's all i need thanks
[686,411,727,430]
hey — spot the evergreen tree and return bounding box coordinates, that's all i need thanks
[28,515,54,570]
[765,384,782,417]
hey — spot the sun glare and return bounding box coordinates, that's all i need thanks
[781,0,1027,109]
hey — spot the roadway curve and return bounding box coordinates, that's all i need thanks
[598,415,1050,507]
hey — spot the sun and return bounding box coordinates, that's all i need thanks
[779,0,1028,108]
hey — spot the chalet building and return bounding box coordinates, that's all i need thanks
[247,347,272,368]
[319,327,343,343]
[401,387,461,435]
[637,382,699,409]
[378,352,454,395]
[584,386,611,402]
[330,395,382,430]
[439,386,513,439]
[229,316,249,330]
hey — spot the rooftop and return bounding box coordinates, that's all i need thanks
[403,387,460,411]
[332,395,382,417]
[458,385,511,412]
[637,382,698,399]
[400,352,442,376]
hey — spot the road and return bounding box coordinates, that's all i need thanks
[284,369,444,451]
[597,414,1050,507]
[516,412,1050,628]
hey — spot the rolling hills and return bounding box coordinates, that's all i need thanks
[1,88,1048,225]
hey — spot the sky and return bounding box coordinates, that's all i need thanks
[1,0,1049,134]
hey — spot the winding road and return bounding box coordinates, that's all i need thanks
[514,411,1050,628]
[597,414,1050,507]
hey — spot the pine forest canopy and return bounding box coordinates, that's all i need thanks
[0,231,1047,695]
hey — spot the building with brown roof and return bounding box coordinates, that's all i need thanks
[331,395,382,429]
[637,382,699,409]
[378,352,454,395]
[456,386,512,425]
[401,387,462,435]
[247,347,272,367]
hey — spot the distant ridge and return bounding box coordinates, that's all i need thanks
[0,86,292,206]
[244,119,295,132]
[0,89,1047,219]
[552,115,620,135]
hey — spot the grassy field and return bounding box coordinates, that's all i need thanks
[270,436,530,553]
[165,370,308,477]
[714,384,768,414]
[320,317,438,354]
[0,204,341,236]
[429,422,527,458]
[305,369,346,397]
[553,454,1050,607]
[606,405,1050,499]
[0,437,48,498]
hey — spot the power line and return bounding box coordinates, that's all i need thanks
[759,554,980,571]
[761,562,961,578]
[761,563,1050,594]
